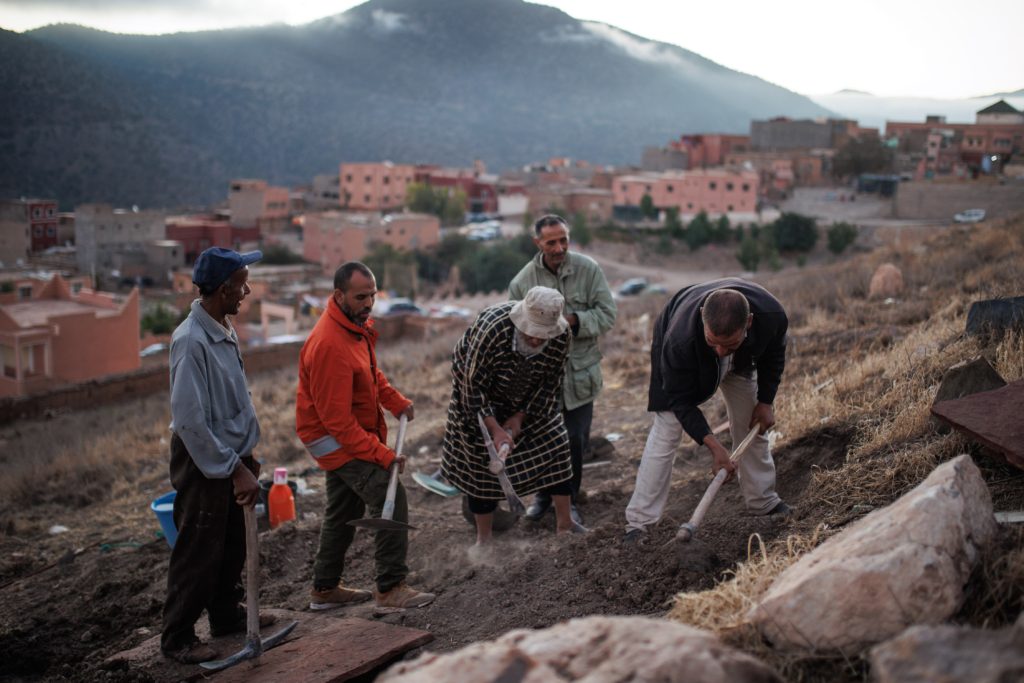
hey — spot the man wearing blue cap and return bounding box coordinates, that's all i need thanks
[161,247,273,664]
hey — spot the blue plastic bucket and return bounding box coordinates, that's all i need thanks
[151,491,178,548]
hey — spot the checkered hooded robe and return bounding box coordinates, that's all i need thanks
[441,302,573,499]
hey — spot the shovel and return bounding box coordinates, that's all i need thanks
[671,424,762,545]
[200,505,298,671]
[349,414,417,532]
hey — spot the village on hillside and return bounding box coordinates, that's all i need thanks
[1,97,1023,683]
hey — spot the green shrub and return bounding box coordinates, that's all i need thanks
[768,212,818,252]
[827,221,858,255]
[736,235,760,272]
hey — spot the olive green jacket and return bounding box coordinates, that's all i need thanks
[509,251,617,410]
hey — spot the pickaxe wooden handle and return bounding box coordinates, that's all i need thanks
[674,424,761,543]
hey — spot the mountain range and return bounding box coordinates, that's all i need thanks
[0,0,832,209]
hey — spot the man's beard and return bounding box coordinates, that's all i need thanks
[515,330,548,357]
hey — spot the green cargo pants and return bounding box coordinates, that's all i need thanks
[313,458,409,594]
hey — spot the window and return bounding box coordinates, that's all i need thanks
[667,185,674,193]
[32,207,42,219]
[2,345,15,378]
[71,282,83,294]
[364,176,371,183]
[709,182,717,190]
[726,183,734,191]
[364,195,370,203]
[742,184,750,192]
[47,226,56,237]
[383,177,390,185]
[33,226,43,237]
[345,174,352,182]
[46,207,55,217]
[687,203,694,209]
[727,205,734,212]
[18,285,32,300]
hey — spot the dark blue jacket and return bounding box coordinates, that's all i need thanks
[648,278,788,444]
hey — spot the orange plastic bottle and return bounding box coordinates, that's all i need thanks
[268,467,296,529]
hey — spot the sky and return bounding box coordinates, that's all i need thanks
[1,0,1021,100]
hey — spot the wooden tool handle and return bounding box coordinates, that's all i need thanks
[685,468,727,531]
[381,414,408,522]
[243,505,261,651]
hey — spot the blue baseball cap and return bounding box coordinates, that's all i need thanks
[192,247,262,290]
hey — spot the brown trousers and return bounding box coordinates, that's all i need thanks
[161,434,255,652]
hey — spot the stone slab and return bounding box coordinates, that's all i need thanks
[931,379,1024,470]
[105,610,432,683]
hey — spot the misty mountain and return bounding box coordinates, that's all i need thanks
[1,0,831,209]
[812,90,1024,129]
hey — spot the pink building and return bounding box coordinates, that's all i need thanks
[413,164,526,215]
[670,134,751,169]
[0,274,140,397]
[303,211,440,275]
[0,199,59,262]
[612,169,759,216]
[166,215,261,264]
[340,162,416,211]
[228,179,290,233]
[527,185,614,224]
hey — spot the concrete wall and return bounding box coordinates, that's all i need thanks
[0,341,305,425]
[893,181,1024,219]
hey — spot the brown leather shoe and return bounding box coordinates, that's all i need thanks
[309,584,373,611]
[373,582,435,609]
[162,640,219,665]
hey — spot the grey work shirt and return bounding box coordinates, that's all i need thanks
[168,299,260,479]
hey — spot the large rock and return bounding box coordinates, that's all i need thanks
[870,623,1024,683]
[747,455,997,651]
[965,296,1024,339]
[378,616,781,683]
[868,263,904,299]
[931,357,1006,433]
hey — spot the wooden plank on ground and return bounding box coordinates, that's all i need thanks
[104,609,432,683]
[212,615,433,683]
[931,379,1024,471]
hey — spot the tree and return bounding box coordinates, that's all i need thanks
[832,136,894,179]
[685,211,712,251]
[571,212,592,247]
[664,207,684,239]
[259,243,308,265]
[639,193,657,220]
[768,212,818,252]
[827,221,858,255]
[736,235,760,272]
[440,188,468,226]
[141,303,182,335]
[405,182,467,226]
[712,214,731,244]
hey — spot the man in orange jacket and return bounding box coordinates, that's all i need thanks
[296,261,434,611]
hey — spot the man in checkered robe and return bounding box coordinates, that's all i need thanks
[442,287,586,544]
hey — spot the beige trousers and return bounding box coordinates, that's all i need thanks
[624,369,781,533]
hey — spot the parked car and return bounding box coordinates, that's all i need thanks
[954,208,986,223]
[381,298,427,316]
[140,343,167,358]
[617,278,648,296]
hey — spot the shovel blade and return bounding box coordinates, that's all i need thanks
[199,621,299,672]
[348,518,417,531]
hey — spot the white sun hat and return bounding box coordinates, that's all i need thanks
[509,286,569,339]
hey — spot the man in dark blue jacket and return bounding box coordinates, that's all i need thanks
[624,278,790,542]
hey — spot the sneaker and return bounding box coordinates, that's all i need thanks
[309,584,373,611]
[767,501,792,517]
[374,582,435,609]
[524,496,552,521]
[162,639,219,665]
[210,610,277,637]
[622,528,646,545]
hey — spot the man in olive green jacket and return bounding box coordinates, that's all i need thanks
[509,214,617,524]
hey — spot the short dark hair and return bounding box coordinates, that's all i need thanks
[701,289,750,336]
[198,282,220,298]
[334,261,374,291]
[533,214,568,236]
